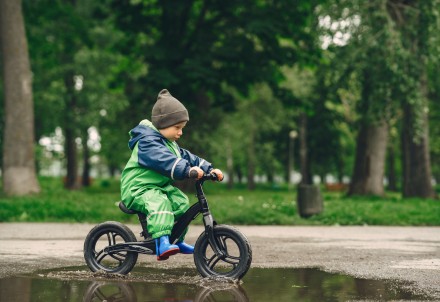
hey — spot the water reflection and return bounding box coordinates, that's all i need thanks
[83,282,137,302]
[83,281,249,302]
[242,268,421,301]
[195,286,249,302]
[0,267,428,302]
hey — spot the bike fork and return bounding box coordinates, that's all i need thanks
[196,179,225,259]
[203,213,225,258]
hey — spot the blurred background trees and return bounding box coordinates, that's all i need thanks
[1,0,40,195]
[0,0,438,198]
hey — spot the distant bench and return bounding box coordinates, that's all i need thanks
[325,183,348,192]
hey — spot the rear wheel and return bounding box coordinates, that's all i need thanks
[84,221,138,274]
[194,225,252,279]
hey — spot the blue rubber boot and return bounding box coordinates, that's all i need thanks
[176,241,194,254]
[156,236,180,261]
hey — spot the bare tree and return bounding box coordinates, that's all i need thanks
[0,0,40,195]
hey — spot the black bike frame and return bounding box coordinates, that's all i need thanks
[105,175,225,258]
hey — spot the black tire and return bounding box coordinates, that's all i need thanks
[194,225,252,279]
[84,221,138,274]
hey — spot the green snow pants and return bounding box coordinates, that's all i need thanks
[128,184,190,240]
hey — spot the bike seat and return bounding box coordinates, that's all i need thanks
[118,201,140,215]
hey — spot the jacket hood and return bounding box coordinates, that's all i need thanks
[128,119,161,150]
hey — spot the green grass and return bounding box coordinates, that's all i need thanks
[0,177,130,223]
[203,183,440,226]
[0,177,439,225]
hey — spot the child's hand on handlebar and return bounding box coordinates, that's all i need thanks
[210,169,224,181]
[189,167,204,180]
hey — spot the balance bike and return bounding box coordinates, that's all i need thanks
[83,173,252,279]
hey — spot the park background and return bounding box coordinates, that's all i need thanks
[0,0,439,225]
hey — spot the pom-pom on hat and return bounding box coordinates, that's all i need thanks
[151,89,189,129]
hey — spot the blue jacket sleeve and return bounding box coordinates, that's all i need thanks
[137,137,190,180]
[179,148,213,173]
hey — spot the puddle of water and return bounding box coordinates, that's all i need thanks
[0,266,429,302]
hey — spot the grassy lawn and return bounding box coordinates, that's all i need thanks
[0,177,439,225]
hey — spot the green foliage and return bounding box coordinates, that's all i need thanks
[24,0,90,137]
[23,0,131,175]
[102,0,321,157]
[210,83,287,180]
[9,0,438,196]
[315,0,440,196]
[318,0,439,134]
[0,178,438,225]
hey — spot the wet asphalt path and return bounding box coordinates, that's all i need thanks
[0,223,439,299]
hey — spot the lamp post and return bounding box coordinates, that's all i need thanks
[289,130,298,188]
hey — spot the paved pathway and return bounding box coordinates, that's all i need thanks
[0,223,439,299]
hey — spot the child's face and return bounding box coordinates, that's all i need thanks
[159,121,187,141]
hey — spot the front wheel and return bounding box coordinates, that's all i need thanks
[194,225,252,279]
[84,221,138,274]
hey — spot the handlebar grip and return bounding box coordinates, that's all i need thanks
[209,172,219,181]
[189,169,199,179]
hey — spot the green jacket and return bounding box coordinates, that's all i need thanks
[120,120,212,208]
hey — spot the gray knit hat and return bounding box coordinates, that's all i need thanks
[151,89,189,129]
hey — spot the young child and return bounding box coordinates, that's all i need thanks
[120,89,223,261]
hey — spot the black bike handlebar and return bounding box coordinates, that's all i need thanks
[189,170,219,181]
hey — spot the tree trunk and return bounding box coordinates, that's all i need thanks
[267,171,274,184]
[348,121,388,196]
[246,106,256,190]
[320,173,326,185]
[226,141,234,189]
[299,113,312,185]
[109,165,117,177]
[247,136,256,190]
[1,0,40,195]
[287,130,297,185]
[401,102,436,198]
[63,74,81,190]
[398,2,436,199]
[337,160,344,184]
[387,144,398,191]
[82,130,91,187]
[64,126,81,189]
[235,167,243,184]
